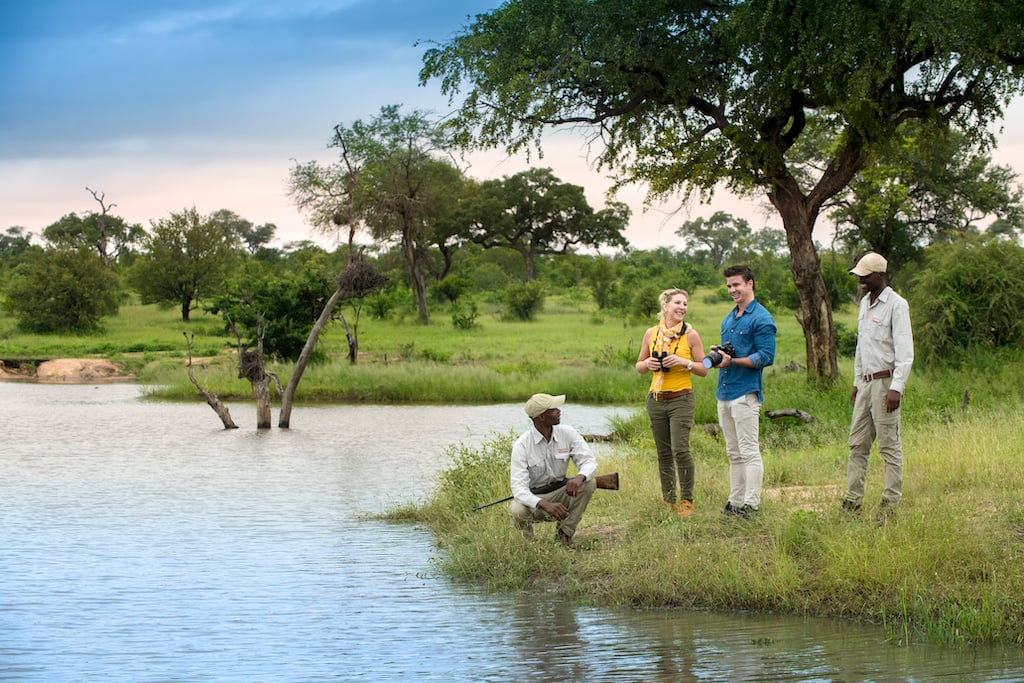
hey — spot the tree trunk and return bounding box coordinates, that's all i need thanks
[279,286,346,428]
[402,221,429,322]
[184,332,238,429]
[769,182,840,386]
[340,313,358,364]
[252,375,273,429]
[181,297,191,322]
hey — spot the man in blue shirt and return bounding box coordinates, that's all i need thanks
[709,265,777,517]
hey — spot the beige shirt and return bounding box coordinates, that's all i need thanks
[853,286,914,395]
[510,423,597,509]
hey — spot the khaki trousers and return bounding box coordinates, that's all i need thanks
[508,477,597,539]
[846,376,904,505]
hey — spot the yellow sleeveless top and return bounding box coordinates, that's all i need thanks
[647,324,695,392]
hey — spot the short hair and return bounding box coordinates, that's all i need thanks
[658,288,688,319]
[723,265,755,283]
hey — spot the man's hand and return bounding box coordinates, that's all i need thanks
[564,474,586,497]
[536,499,568,521]
[884,389,902,413]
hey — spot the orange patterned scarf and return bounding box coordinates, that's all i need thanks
[650,319,685,394]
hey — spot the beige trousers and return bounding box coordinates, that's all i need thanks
[846,377,904,505]
[508,477,597,539]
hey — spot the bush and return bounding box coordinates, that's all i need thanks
[503,281,546,321]
[908,238,1024,364]
[451,299,480,329]
[3,247,120,333]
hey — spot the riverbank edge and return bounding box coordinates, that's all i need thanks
[388,416,1024,648]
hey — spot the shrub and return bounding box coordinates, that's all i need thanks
[4,247,120,333]
[451,299,480,329]
[908,238,1024,364]
[503,281,546,321]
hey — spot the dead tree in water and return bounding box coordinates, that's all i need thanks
[278,258,385,428]
[184,332,238,429]
[235,318,282,429]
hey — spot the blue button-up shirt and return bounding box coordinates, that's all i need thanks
[716,299,777,402]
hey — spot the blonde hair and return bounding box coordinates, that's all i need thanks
[658,288,688,319]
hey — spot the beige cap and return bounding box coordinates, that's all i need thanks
[524,393,565,418]
[850,252,887,276]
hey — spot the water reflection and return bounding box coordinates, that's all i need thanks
[0,383,1021,682]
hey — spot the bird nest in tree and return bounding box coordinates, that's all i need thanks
[238,349,265,382]
[336,260,387,298]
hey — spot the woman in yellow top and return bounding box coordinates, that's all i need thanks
[635,288,709,515]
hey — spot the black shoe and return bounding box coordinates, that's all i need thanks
[556,529,577,548]
[740,504,758,517]
[874,501,897,526]
[841,499,862,514]
[723,501,748,519]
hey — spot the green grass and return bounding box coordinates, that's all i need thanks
[394,408,1024,646]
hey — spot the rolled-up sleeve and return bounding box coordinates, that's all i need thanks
[748,315,777,369]
[566,427,598,481]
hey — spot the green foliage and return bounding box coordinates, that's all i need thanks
[908,237,1024,364]
[129,207,238,321]
[834,322,857,358]
[42,207,144,266]
[503,281,546,321]
[435,275,472,303]
[629,283,661,322]
[3,246,119,333]
[450,299,480,329]
[207,266,335,362]
[464,167,630,279]
[585,256,617,309]
[365,290,401,319]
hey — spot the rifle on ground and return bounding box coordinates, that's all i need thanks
[471,472,620,511]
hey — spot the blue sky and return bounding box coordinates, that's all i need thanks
[2,1,1022,250]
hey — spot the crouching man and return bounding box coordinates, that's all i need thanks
[509,393,598,548]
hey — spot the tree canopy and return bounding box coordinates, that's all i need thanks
[421,0,1024,382]
[464,167,629,279]
[130,207,238,321]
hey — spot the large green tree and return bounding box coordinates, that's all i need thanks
[421,0,1024,383]
[131,207,238,321]
[43,189,144,268]
[4,246,119,333]
[292,105,468,322]
[464,167,629,279]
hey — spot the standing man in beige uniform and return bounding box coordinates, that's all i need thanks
[843,252,914,524]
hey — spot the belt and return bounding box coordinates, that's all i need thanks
[649,389,693,400]
[530,478,568,495]
[862,369,893,382]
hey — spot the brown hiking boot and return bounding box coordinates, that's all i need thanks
[556,529,577,548]
[675,500,695,516]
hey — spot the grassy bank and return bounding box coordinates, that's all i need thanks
[390,398,1024,646]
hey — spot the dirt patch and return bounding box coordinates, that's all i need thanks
[0,358,134,384]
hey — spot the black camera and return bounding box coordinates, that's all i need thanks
[653,351,669,372]
[702,342,737,369]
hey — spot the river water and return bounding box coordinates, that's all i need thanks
[1,383,1021,682]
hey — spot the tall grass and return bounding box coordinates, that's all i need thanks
[399,408,1024,645]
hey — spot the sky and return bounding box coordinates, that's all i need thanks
[2,1,1023,252]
